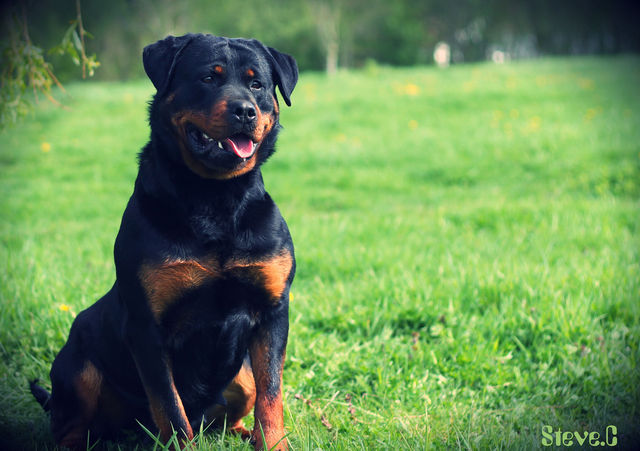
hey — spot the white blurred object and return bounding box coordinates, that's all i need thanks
[433,42,451,68]
[491,50,506,64]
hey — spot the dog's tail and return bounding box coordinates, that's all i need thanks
[29,379,51,412]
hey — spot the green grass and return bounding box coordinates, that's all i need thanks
[1,56,639,450]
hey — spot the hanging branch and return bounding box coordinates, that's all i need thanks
[49,0,100,78]
[20,3,66,104]
[0,0,100,128]
[76,0,88,79]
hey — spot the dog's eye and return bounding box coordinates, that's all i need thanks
[250,80,262,90]
[202,76,214,83]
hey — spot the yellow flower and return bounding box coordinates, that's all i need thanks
[41,142,51,152]
[408,119,418,130]
[491,110,503,128]
[579,78,594,90]
[584,108,598,122]
[503,122,513,137]
[535,75,548,87]
[526,116,541,132]
[59,304,71,312]
[404,83,420,96]
[289,292,294,302]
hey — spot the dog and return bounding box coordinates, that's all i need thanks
[30,33,298,451]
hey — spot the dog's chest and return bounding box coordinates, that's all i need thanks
[138,250,292,321]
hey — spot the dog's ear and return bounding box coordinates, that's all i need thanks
[253,42,298,107]
[143,34,195,96]
[268,47,298,107]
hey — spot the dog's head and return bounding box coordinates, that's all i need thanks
[143,34,298,180]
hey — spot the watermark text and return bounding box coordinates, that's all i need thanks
[541,425,617,447]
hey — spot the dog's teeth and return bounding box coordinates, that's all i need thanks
[217,141,224,149]
[202,132,213,141]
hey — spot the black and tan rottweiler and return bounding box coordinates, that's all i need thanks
[30,33,298,450]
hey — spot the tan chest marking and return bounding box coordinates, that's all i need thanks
[225,250,293,304]
[139,258,220,319]
[139,250,293,319]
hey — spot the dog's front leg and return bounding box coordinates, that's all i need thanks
[250,301,289,451]
[124,315,193,448]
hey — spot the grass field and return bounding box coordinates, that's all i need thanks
[1,56,639,450]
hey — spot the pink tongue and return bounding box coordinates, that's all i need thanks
[224,135,254,158]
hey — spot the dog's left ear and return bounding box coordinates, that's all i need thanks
[268,47,298,107]
[254,42,298,107]
[143,34,196,96]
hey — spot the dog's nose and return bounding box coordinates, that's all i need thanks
[229,100,257,124]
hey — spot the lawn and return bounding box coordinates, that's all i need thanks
[0,56,639,450]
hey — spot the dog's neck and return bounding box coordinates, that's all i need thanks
[138,141,267,219]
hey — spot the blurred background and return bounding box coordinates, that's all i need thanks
[3,0,640,82]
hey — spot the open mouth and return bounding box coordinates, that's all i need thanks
[187,124,258,160]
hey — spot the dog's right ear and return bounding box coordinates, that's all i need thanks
[143,34,195,96]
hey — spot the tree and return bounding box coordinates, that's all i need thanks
[308,0,341,74]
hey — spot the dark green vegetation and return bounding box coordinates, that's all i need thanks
[15,0,640,78]
[1,56,639,449]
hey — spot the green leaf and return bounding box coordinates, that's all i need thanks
[71,30,82,53]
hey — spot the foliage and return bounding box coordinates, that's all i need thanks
[12,0,640,84]
[48,18,100,79]
[0,1,99,129]
[0,56,639,449]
